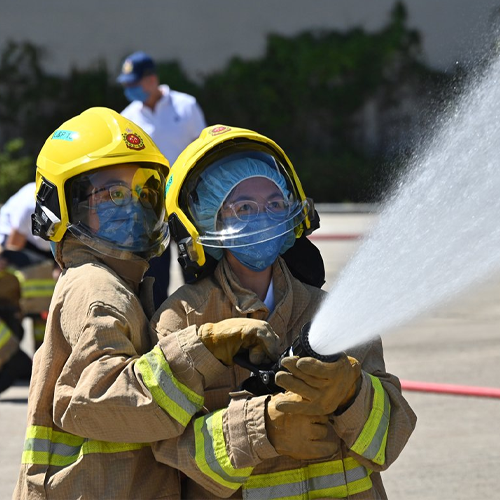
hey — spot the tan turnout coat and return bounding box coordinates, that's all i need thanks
[14,236,225,499]
[150,257,417,499]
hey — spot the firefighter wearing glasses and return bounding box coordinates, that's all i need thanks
[150,125,417,499]
[14,110,279,499]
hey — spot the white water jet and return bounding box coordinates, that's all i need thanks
[309,54,500,355]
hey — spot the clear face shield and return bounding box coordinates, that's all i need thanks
[67,163,169,259]
[185,151,310,268]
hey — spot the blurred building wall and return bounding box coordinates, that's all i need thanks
[2,0,499,79]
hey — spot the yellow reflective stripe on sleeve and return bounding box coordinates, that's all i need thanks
[21,425,149,467]
[194,410,253,490]
[136,346,204,427]
[20,279,55,298]
[343,457,374,497]
[243,457,372,499]
[0,320,13,349]
[350,374,390,465]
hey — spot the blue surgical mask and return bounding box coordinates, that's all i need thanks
[49,241,57,258]
[95,200,158,252]
[226,214,294,271]
[124,86,150,103]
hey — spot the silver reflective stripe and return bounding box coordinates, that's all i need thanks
[51,441,82,457]
[199,414,249,485]
[22,426,149,467]
[243,459,372,500]
[246,481,304,499]
[137,347,203,426]
[247,471,349,499]
[345,464,370,483]
[25,436,84,458]
[362,389,390,461]
[310,469,350,489]
[24,438,83,457]
[146,352,199,415]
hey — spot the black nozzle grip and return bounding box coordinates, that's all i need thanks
[233,352,282,395]
[287,322,341,362]
[233,322,342,396]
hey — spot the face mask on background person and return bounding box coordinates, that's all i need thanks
[124,86,150,103]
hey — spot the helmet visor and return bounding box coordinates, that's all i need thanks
[199,197,310,249]
[67,163,169,259]
[186,149,309,250]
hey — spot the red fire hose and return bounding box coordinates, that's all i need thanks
[400,380,500,399]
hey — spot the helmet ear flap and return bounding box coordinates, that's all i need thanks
[32,178,62,241]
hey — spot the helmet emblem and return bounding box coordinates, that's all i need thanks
[210,126,231,136]
[52,129,78,141]
[122,59,133,74]
[165,174,173,194]
[123,132,145,150]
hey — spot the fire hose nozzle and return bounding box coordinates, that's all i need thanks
[284,322,341,363]
[234,322,341,395]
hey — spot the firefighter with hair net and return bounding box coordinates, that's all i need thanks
[150,125,417,499]
[14,110,278,499]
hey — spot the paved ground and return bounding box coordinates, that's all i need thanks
[1,212,499,499]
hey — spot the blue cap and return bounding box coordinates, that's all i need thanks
[117,51,156,85]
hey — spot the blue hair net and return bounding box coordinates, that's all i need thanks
[191,157,296,260]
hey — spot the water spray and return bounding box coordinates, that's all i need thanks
[235,322,340,396]
[237,55,500,396]
[303,53,500,359]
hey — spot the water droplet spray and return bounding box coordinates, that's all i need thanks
[309,55,500,355]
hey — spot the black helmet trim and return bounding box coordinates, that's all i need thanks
[32,178,62,240]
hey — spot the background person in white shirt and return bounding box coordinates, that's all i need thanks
[0,181,58,359]
[0,182,51,264]
[117,51,206,307]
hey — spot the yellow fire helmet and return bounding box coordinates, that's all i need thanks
[166,124,318,278]
[32,107,170,260]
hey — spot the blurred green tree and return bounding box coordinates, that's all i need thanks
[0,139,34,203]
[199,2,452,202]
[0,2,456,203]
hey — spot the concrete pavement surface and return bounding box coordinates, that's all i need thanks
[1,211,499,499]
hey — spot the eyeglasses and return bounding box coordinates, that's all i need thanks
[222,198,291,222]
[90,184,160,210]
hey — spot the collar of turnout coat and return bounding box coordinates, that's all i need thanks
[55,234,149,289]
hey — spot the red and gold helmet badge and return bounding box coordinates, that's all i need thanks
[209,125,231,136]
[122,130,145,150]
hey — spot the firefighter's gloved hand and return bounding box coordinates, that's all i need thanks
[265,393,337,460]
[274,354,362,415]
[198,318,280,366]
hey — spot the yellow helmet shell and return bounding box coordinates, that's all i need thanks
[165,124,311,271]
[34,107,169,242]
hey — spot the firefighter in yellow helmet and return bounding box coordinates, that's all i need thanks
[151,125,417,499]
[14,110,279,499]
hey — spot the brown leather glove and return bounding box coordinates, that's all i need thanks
[265,393,338,460]
[274,354,362,415]
[198,318,280,366]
